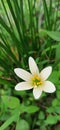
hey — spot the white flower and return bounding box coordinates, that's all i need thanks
[14,57,56,99]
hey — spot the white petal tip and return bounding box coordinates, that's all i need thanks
[51,87,56,93]
[49,84,56,93]
[15,86,19,91]
[29,56,33,62]
[33,94,42,99]
[14,68,17,73]
[45,66,52,73]
[40,66,52,80]
[43,81,56,93]
[48,66,52,71]
[33,88,42,100]
[34,97,40,100]
[29,56,33,59]
[29,56,39,74]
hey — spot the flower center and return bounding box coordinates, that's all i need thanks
[31,74,43,87]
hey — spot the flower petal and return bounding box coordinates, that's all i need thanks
[33,87,42,99]
[15,82,33,91]
[40,66,52,80]
[29,57,39,74]
[43,81,56,93]
[14,68,32,81]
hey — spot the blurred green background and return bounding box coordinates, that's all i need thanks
[0,0,60,130]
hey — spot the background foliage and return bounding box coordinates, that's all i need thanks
[0,0,60,130]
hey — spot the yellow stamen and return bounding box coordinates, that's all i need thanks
[31,74,43,87]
